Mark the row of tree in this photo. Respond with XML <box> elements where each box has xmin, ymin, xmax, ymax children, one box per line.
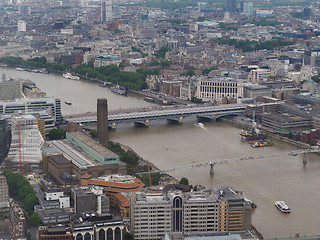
<box><xmin>0</xmin><ymin>56</ymin><xmax>68</xmax><ymax>72</ymax></box>
<box><xmin>214</xmin><ymin>38</ymin><xmax>294</xmax><ymax>52</ymax></box>
<box><xmin>2</xmin><ymin>170</ymin><xmax>42</xmax><ymax>226</ymax></box>
<box><xmin>73</xmin><ymin>63</ymin><xmax>148</xmax><ymax>90</ymax></box>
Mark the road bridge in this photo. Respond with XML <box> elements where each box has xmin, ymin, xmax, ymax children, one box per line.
<box><xmin>65</xmin><ymin>103</ymin><xmax>247</xmax><ymax>128</ymax></box>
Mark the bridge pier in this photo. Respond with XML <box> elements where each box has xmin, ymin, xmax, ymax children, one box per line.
<box><xmin>111</xmin><ymin>122</ymin><xmax>116</xmax><ymax>129</ymax></box>
<box><xmin>179</xmin><ymin>116</ymin><xmax>183</xmax><ymax>123</ymax></box>
<box><xmin>167</xmin><ymin>117</ymin><xmax>183</xmax><ymax>124</ymax></box>
<box><xmin>134</xmin><ymin>119</ymin><xmax>150</xmax><ymax>127</ymax></box>
<box><xmin>210</xmin><ymin>162</ymin><xmax>215</xmax><ymax>175</ymax></box>
<box><xmin>303</xmin><ymin>152</ymin><xmax>308</xmax><ymax>164</ymax></box>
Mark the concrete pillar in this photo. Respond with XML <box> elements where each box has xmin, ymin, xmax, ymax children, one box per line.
<box><xmin>179</xmin><ymin>116</ymin><xmax>183</xmax><ymax>123</ymax></box>
<box><xmin>112</xmin><ymin>122</ymin><xmax>116</xmax><ymax>129</ymax></box>
<box><xmin>145</xmin><ymin>119</ymin><xmax>149</xmax><ymax>126</ymax></box>
<box><xmin>210</xmin><ymin>162</ymin><xmax>215</xmax><ymax>175</ymax></box>
<box><xmin>212</xmin><ymin>115</ymin><xmax>216</xmax><ymax>122</ymax></box>
<box><xmin>303</xmin><ymin>152</ymin><xmax>308</xmax><ymax>164</ymax></box>
<box><xmin>97</xmin><ymin>98</ymin><xmax>108</xmax><ymax>148</ymax></box>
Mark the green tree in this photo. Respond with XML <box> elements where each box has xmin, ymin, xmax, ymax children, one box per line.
<box><xmin>179</xmin><ymin>177</ymin><xmax>189</xmax><ymax>185</ymax></box>
<box><xmin>123</xmin><ymin>232</ymin><xmax>134</xmax><ymax>240</ymax></box>
<box><xmin>48</xmin><ymin>128</ymin><xmax>66</xmax><ymax>140</ymax></box>
<box><xmin>89</xmin><ymin>129</ymin><xmax>98</xmax><ymax>140</ymax></box>
<box><xmin>30</xmin><ymin>211</ymin><xmax>42</xmax><ymax>226</ymax></box>
<box><xmin>155</xmin><ymin>46</ymin><xmax>170</xmax><ymax>59</ymax></box>
<box><xmin>186</xmin><ymin>69</ymin><xmax>195</xmax><ymax>76</ymax></box>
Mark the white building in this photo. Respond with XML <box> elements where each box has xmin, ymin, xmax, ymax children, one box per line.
<box><xmin>195</xmin><ymin>77</ymin><xmax>244</xmax><ymax>103</ymax></box>
<box><xmin>243</xmin><ymin>3</ymin><xmax>253</xmax><ymax>15</ymax></box>
<box><xmin>17</xmin><ymin>20</ymin><xmax>26</xmax><ymax>32</ymax></box>
<box><xmin>247</xmin><ymin>68</ymin><xmax>271</xmax><ymax>83</ymax></box>
<box><xmin>8</xmin><ymin>114</ymin><xmax>44</xmax><ymax>166</ymax></box>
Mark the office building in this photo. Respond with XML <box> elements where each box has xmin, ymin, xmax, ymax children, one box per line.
<box><xmin>130</xmin><ymin>187</ymin><xmax>252</xmax><ymax>240</ymax></box>
<box><xmin>0</xmin><ymin>117</ymin><xmax>11</xmax><ymax>164</ymax></box>
<box><xmin>243</xmin><ymin>2</ymin><xmax>253</xmax><ymax>15</ymax></box>
<box><xmin>303</xmin><ymin>48</ymin><xmax>320</xmax><ymax>67</ymax></box>
<box><xmin>35</xmin><ymin>188</ymin><xmax>70</xmax><ymax>225</ymax></box>
<box><xmin>247</xmin><ymin>68</ymin><xmax>271</xmax><ymax>83</ymax></box>
<box><xmin>0</xmin><ymin>97</ymin><xmax>62</xmax><ymax>123</ymax></box>
<box><xmin>303</xmin><ymin>7</ymin><xmax>312</xmax><ymax>17</ymax></box>
<box><xmin>243</xmin><ymin>85</ymin><xmax>272</xmax><ymax>98</ymax></box>
<box><xmin>226</xmin><ymin>0</ymin><xmax>237</xmax><ymax>12</ymax></box>
<box><xmin>0</xmin><ymin>80</ymin><xmax>22</xmax><ymax>101</ymax></box>
<box><xmin>0</xmin><ymin>175</ymin><xmax>9</xmax><ymax>209</ymax></box>
<box><xmin>7</xmin><ymin>114</ymin><xmax>44</xmax><ymax>168</ymax></box>
<box><xmin>71</xmin><ymin>186</ymin><xmax>110</xmax><ymax>215</ymax></box>
<box><xmin>101</xmin><ymin>0</ymin><xmax>112</xmax><ymax>23</ymax></box>
<box><xmin>195</xmin><ymin>77</ymin><xmax>244</xmax><ymax>103</ymax></box>
<box><xmin>18</xmin><ymin>5</ymin><xmax>31</xmax><ymax>15</ymax></box>
<box><xmin>17</xmin><ymin>20</ymin><xmax>26</xmax><ymax>32</ymax></box>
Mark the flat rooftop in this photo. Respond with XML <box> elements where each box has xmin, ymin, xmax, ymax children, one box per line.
<box><xmin>68</xmin><ymin>132</ymin><xmax>117</xmax><ymax>158</ymax></box>
<box><xmin>50</xmin><ymin>140</ymin><xmax>101</xmax><ymax>168</ymax></box>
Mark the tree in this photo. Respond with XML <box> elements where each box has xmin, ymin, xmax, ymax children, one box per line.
<box><xmin>186</xmin><ymin>69</ymin><xmax>195</xmax><ymax>76</ymax></box>
<box><xmin>89</xmin><ymin>129</ymin><xmax>98</xmax><ymax>140</ymax></box>
<box><xmin>48</xmin><ymin>128</ymin><xmax>66</xmax><ymax>140</ymax></box>
<box><xmin>30</xmin><ymin>212</ymin><xmax>42</xmax><ymax>226</ymax></box>
<box><xmin>179</xmin><ymin>177</ymin><xmax>189</xmax><ymax>185</ymax></box>
<box><xmin>123</xmin><ymin>232</ymin><xmax>134</xmax><ymax>240</ymax></box>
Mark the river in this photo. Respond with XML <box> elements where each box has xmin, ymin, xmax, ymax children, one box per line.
<box><xmin>2</xmin><ymin>67</ymin><xmax>320</xmax><ymax>239</ymax></box>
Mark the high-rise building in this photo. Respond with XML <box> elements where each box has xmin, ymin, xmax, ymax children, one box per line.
<box><xmin>0</xmin><ymin>80</ymin><xmax>22</xmax><ymax>101</ymax></box>
<box><xmin>0</xmin><ymin>118</ymin><xmax>11</xmax><ymax>164</ymax></box>
<box><xmin>0</xmin><ymin>175</ymin><xmax>9</xmax><ymax>209</ymax></box>
<box><xmin>17</xmin><ymin>20</ymin><xmax>26</xmax><ymax>32</ymax></box>
<box><xmin>240</xmin><ymin>0</ymin><xmax>245</xmax><ymax>13</ymax></box>
<box><xmin>101</xmin><ymin>2</ymin><xmax>106</xmax><ymax>23</ymax></box>
<box><xmin>130</xmin><ymin>187</ymin><xmax>252</xmax><ymax>240</ymax></box>
<box><xmin>243</xmin><ymin>2</ymin><xmax>253</xmax><ymax>15</ymax></box>
<box><xmin>303</xmin><ymin>7</ymin><xmax>312</xmax><ymax>17</ymax></box>
<box><xmin>18</xmin><ymin>5</ymin><xmax>31</xmax><ymax>15</ymax></box>
<box><xmin>8</xmin><ymin>114</ymin><xmax>44</xmax><ymax>168</ymax></box>
<box><xmin>106</xmin><ymin>0</ymin><xmax>113</xmax><ymax>21</ymax></box>
<box><xmin>226</xmin><ymin>0</ymin><xmax>237</xmax><ymax>12</ymax></box>
<box><xmin>97</xmin><ymin>98</ymin><xmax>108</xmax><ymax>148</ymax></box>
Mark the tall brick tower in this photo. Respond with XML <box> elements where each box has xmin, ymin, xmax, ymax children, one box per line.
<box><xmin>97</xmin><ymin>98</ymin><xmax>108</xmax><ymax>148</ymax></box>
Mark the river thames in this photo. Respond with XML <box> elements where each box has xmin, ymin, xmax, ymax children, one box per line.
<box><xmin>2</xmin><ymin>67</ymin><xmax>320</xmax><ymax>239</ymax></box>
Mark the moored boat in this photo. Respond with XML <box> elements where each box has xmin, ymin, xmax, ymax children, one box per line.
<box><xmin>275</xmin><ymin>201</ymin><xmax>291</xmax><ymax>213</ymax></box>
<box><xmin>16</xmin><ymin>67</ymin><xmax>26</xmax><ymax>71</ymax></box>
<box><xmin>111</xmin><ymin>84</ymin><xmax>127</xmax><ymax>95</ymax></box>
<box><xmin>63</xmin><ymin>73</ymin><xmax>80</xmax><ymax>80</ymax></box>
<box><xmin>65</xmin><ymin>101</ymin><xmax>72</xmax><ymax>105</ymax></box>
<box><xmin>99</xmin><ymin>82</ymin><xmax>107</xmax><ymax>87</ymax></box>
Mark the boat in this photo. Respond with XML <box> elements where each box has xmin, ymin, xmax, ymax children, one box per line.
<box><xmin>63</xmin><ymin>73</ymin><xmax>80</xmax><ymax>80</ymax></box>
<box><xmin>99</xmin><ymin>82</ymin><xmax>107</xmax><ymax>87</ymax></box>
<box><xmin>65</xmin><ymin>101</ymin><xmax>72</xmax><ymax>105</ymax></box>
<box><xmin>16</xmin><ymin>67</ymin><xmax>26</xmax><ymax>71</ymax></box>
<box><xmin>275</xmin><ymin>201</ymin><xmax>291</xmax><ymax>213</ymax></box>
<box><xmin>40</xmin><ymin>68</ymin><xmax>49</xmax><ymax>74</ymax></box>
<box><xmin>111</xmin><ymin>85</ymin><xmax>127</xmax><ymax>95</ymax></box>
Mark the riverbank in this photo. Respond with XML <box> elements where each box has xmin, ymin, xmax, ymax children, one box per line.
<box><xmin>221</xmin><ymin>116</ymin><xmax>313</xmax><ymax>150</ymax></box>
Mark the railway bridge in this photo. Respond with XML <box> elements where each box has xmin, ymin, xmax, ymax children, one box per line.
<box><xmin>65</xmin><ymin>103</ymin><xmax>247</xmax><ymax>128</ymax></box>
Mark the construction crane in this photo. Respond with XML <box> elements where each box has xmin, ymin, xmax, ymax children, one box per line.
<box><xmin>18</xmin><ymin>121</ymin><xmax>22</xmax><ymax>173</ymax></box>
